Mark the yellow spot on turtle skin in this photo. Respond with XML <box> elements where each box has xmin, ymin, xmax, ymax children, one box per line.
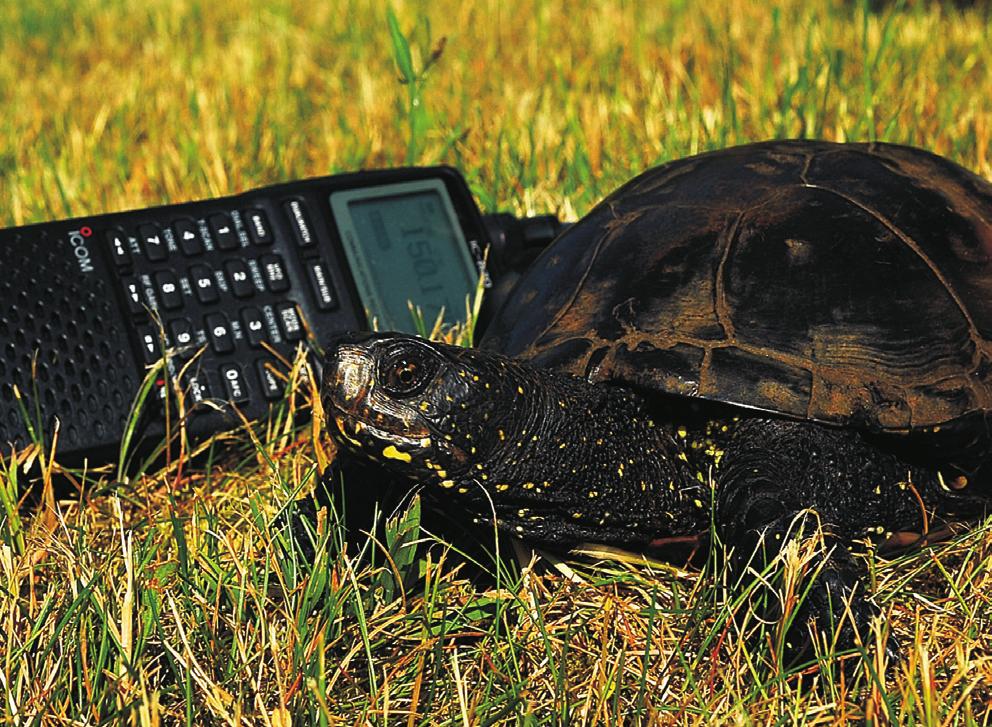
<box><xmin>874</xmin><ymin>485</ymin><xmax>881</xmax><ymax>495</ymax></box>
<box><xmin>470</xmin><ymin>446</ymin><xmax>477</xmax><ymax>454</ymax></box>
<box><xmin>559</xmin><ymin>442</ymin><xmax>567</xmax><ymax>449</ymax></box>
<box><xmin>437</xmin><ymin>469</ymin><xmax>447</xmax><ymax>478</ymax></box>
<box><xmin>420</xmin><ymin>437</ymin><xmax>432</xmax><ymax>448</ymax></box>
<box><xmin>382</xmin><ymin>445</ymin><xmax>411</xmax><ymax>462</ymax></box>
<box><xmin>496</xmin><ymin>483</ymin><xmax>510</xmax><ymax>492</ymax></box>
<box><xmin>572</xmin><ymin>512</ymin><xmax>583</xmax><ymax>519</ymax></box>
<box><xmin>517</xmin><ymin>508</ymin><xmax>529</xmax><ymax>517</ymax></box>
<box><xmin>617</xmin><ymin>464</ymin><xmax>624</xmax><ymax>477</ymax></box>
<box><xmin>419</xmin><ymin>401</ymin><xmax>430</xmax><ymax>411</ymax></box>
<box><xmin>523</xmin><ymin>482</ymin><xmax>536</xmax><ymax>490</ymax></box>
<box><xmin>933</xmin><ymin>426</ymin><xmax>941</xmax><ymax>433</ymax></box>
<box><xmin>517</xmin><ymin>386</ymin><xmax>525</xmax><ymax>395</ymax></box>
<box><xmin>588</xmin><ymin>490</ymin><xmax>599</xmax><ymax>498</ymax></box>
<box><xmin>559</xmin><ymin>400</ymin><xmax>566</xmax><ymax>408</ymax></box>
<box><xmin>595</xmin><ymin>438</ymin><xmax>604</xmax><ymax>446</ymax></box>
<box><xmin>498</xmin><ymin>429</ymin><xmax>505</xmax><ymax>441</ymax></box>
<box><xmin>440</xmin><ymin>479</ymin><xmax>455</xmax><ymax>488</ymax></box>
<box><xmin>640</xmin><ymin>481</ymin><xmax>648</xmax><ymax>491</ymax></box>
<box><xmin>472</xmin><ymin>375</ymin><xmax>479</xmax><ymax>381</ymax></box>
<box><xmin>875</xmin><ymin>526</ymin><xmax>886</xmax><ymax>535</ymax></box>
<box><xmin>693</xmin><ymin>499</ymin><xmax>704</xmax><ymax>508</ymax></box>
<box><xmin>677</xmin><ymin>426</ymin><xmax>687</xmax><ymax>438</ymax></box>
<box><xmin>516</xmin><ymin>525</ymin><xmax>524</xmax><ymax>533</ymax></box>
<box><xmin>458</xmin><ymin>371</ymin><xmax>466</xmax><ymax>377</ymax></box>
<box><xmin>696</xmin><ymin>472</ymin><xmax>705</xmax><ymax>483</ymax></box>
<box><xmin>458</xmin><ymin>487</ymin><xmax>468</xmax><ymax>494</ymax></box>
<box><xmin>475</xmin><ymin>463</ymin><xmax>484</xmax><ymax>470</ymax></box>
<box><xmin>668</xmin><ymin>481</ymin><xmax>675</xmax><ymax>491</ymax></box>
<box><xmin>898</xmin><ymin>482</ymin><xmax>907</xmax><ymax>490</ymax></box>
<box><xmin>721</xmin><ymin>425</ymin><xmax>729</xmax><ymax>432</ymax></box>
<box><xmin>445</xmin><ymin>395</ymin><xmax>454</xmax><ymax>402</ymax></box>
<box><xmin>677</xmin><ymin>452</ymin><xmax>689</xmax><ymax>463</ymax></box>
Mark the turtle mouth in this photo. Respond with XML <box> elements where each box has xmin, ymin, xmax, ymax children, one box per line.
<box><xmin>328</xmin><ymin>405</ymin><xmax>432</xmax><ymax>448</ymax></box>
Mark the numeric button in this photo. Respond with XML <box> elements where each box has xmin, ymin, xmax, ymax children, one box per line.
<box><xmin>209</xmin><ymin>213</ymin><xmax>238</xmax><ymax>250</ymax></box>
<box><xmin>173</xmin><ymin>218</ymin><xmax>204</xmax><ymax>256</ymax></box>
<box><xmin>190</xmin><ymin>265</ymin><xmax>219</xmax><ymax>304</ymax></box>
<box><xmin>168</xmin><ymin>318</ymin><xmax>195</xmax><ymax>356</ymax></box>
<box><xmin>220</xmin><ymin>364</ymin><xmax>249</xmax><ymax>404</ymax></box>
<box><xmin>204</xmin><ymin>313</ymin><xmax>234</xmax><ymax>354</ymax></box>
<box><xmin>138</xmin><ymin>224</ymin><xmax>168</xmax><ymax>262</ymax></box>
<box><xmin>241</xmin><ymin>307</ymin><xmax>267</xmax><ymax>347</ymax></box>
<box><xmin>155</xmin><ymin>271</ymin><xmax>182</xmax><ymax>310</ymax></box>
<box><xmin>224</xmin><ymin>260</ymin><xmax>254</xmax><ymax>298</ymax></box>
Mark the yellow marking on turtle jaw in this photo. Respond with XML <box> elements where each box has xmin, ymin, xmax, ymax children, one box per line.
<box><xmin>335</xmin><ymin>417</ymin><xmax>363</xmax><ymax>447</ymax></box>
<box><xmin>382</xmin><ymin>445</ymin><xmax>411</xmax><ymax>462</ymax></box>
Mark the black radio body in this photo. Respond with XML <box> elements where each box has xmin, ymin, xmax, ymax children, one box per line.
<box><xmin>0</xmin><ymin>167</ymin><xmax>561</xmax><ymax>464</ymax></box>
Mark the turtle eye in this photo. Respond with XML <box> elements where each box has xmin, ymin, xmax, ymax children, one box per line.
<box><xmin>378</xmin><ymin>346</ymin><xmax>439</xmax><ymax>397</ymax></box>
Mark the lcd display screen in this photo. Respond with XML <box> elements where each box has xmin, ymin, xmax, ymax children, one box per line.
<box><xmin>331</xmin><ymin>180</ymin><xmax>479</xmax><ymax>332</ymax></box>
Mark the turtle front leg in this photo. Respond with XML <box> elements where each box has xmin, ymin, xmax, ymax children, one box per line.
<box><xmin>714</xmin><ymin>418</ymin><xmax>947</xmax><ymax>662</ymax></box>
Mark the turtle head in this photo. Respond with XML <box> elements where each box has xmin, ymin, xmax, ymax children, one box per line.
<box><xmin>321</xmin><ymin>333</ymin><xmax>511</xmax><ymax>484</ymax></box>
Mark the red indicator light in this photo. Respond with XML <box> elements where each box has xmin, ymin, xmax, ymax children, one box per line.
<box><xmin>80</xmin><ymin>226</ymin><xmax>93</xmax><ymax>237</ymax></box>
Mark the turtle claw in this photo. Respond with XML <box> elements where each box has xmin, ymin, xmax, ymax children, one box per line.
<box><xmin>777</xmin><ymin>559</ymin><xmax>899</xmax><ymax>668</ymax></box>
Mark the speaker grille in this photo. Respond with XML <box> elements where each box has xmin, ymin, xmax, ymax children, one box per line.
<box><xmin>0</xmin><ymin>228</ymin><xmax>137</xmax><ymax>454</ymax></box>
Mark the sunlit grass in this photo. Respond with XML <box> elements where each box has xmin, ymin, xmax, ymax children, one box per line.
<box><xmin>2</xmin><ymin>0</ymin><xmax>992</xmax><ymax>723</ymax></box>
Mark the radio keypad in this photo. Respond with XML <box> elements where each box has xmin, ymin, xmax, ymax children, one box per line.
<box><xmin>108</xmin><ymin>197</ymin><xmax>337</xmax><ymax>420</ymax></box>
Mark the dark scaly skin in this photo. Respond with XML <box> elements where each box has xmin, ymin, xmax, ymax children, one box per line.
<box><xmin>322</xmin><ymin>334</ymin><xmax>989</xmax><ymax>657</ymax></box>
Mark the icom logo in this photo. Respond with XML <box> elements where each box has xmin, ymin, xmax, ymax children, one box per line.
<box><xmin>68</xmin><ymin>226</ymin><xmax>95</xmax><ymax>273</ymax></box>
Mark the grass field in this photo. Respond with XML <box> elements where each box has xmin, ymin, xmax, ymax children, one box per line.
<box><xmin>2</xmin><ymin>0</ymin><xmax>992</xmax><ymax>723</ymax></box>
